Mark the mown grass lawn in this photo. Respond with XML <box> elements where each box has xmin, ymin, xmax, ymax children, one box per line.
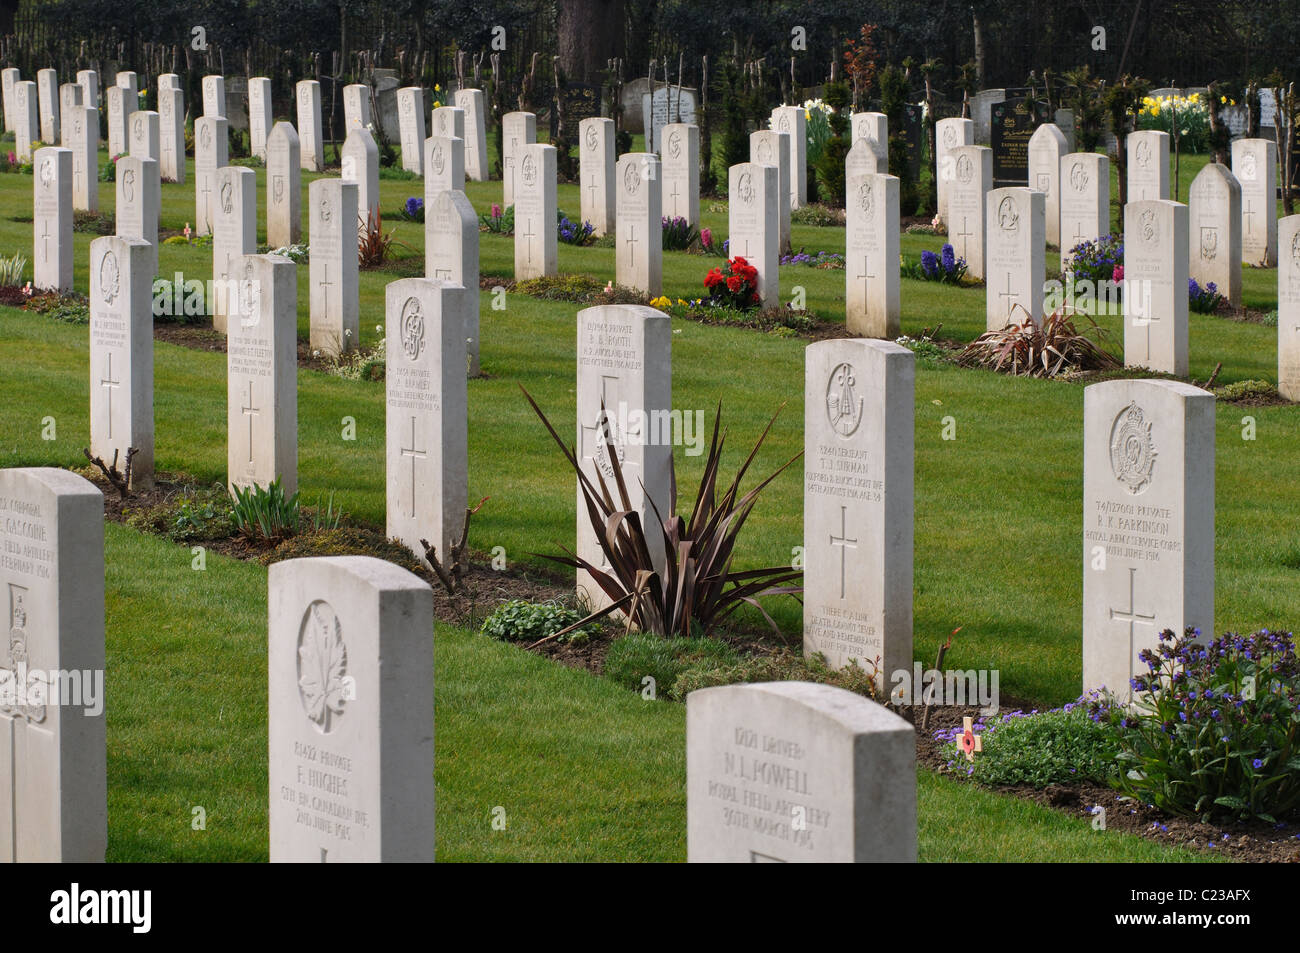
<box><xmin>0</xmin><ymin>132</ymin><xmax>1284</xmax><ymax>860</ymax></box>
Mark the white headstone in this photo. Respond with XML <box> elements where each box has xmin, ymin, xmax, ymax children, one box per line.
<box><xmin>115</xmin><ymin>154</ymin><xmax>160</xmax><ymax>278</ymax></box>
<box><xmin>115</xmin><ymin>71</ymin><xmax>138</xmax><ymax>102</ymax></box>
<box><xmin>203</xmin><ymin>75</ymin><xmax>226</xmax><ymax>117</ymax></box>
<box><xmin>1231</xmin><ymin>138</ymin><xmax>1277</xmax><ymax>267</ymax></box>
<box><xmin>89</xmin><ymin>236</ymin><xmax>154</xmax><ymax>489</ymax></box>
<box><xmin>105</xmin><ymin>85</ymin><xmax>129</xmax><ymax>159</ymax></box>
<box><xmin>268</xmin><ymin>556</ymin><xmax>434</xmax><ymax>862</ymax></box>
<box><xmin>686</xmin><ymin>682</ymin><xmax>916</xmax><ymax>863</ymax></box>
<box><xmin>296</xmin><ymin>80</ymin><xmax>324</xmax><ymax>173</ymax></box>
<box><xmin>804</xmin><ymin>337</ymin><xmax>913</xmax><ymax>687</ymax></box>
<box><xmin>578</xmin><ymin>117</ymin><xmax>615</xmax><ymax>237</ymax></box>
<box><xmin>985</xmin><ymin>187</ymin><xmax>1046</xmax><ymax>328</ymax></box>
<box><xmin>343</xmin><ymin>84</ymin><xmax>372</xmax><ymax>132</ymax></box>
<box><xmin>76</xmin><ymin>69</ymin><xmax>100</xmax><ymax>142</ymax></box>
<box><xmin>770</xmin><ymin>105</ymin><xmax>807</xmax><ymax>208</ymax></box>
<box><xmin>844</xmin><ymin>173</ymin><xmax>901</xmax><ymax>338</ymax></box>
<box><xmin>213</xmin><ymin>166</ymin><xmax>258</xmax><ymax>333</ymax></box>
<box><xmin>1123</xmin><ymin>200</ymin><xmax>1189</xmax><ymax>376</ymax></box>
<box><xmin>158</xmin><ymin>87</ymin><xmax>185</xmax><ymax>183</ymax></box>
<box><xmin>935</xmin><ymin>117</ymin><xmax>973</xmax><ymax>226</ymax></box>
<box><xmin>342</xmin><ymin>127</ymin><xmax>380</xmax><ymax>229</ymax></box>
<box><xmin>309</xmin><ymin>178</ymin><xmax>360</xmax><ymax>356</ymax></box>
<box><xmin>36</xmin><ymin>68</ymin><xmax>59</xmax><ymax>145</ymax></box>
<box><xmin>1280</xmin><ymin>215</ymin><xmax>1300</xmax><ymax>401</ymax></box>
<box><xmin>575</xmin><ymin>305</ymin><xmax>672</xmax><ymax>610</ymax></box>
<box><xmin>229</xmin><ymin>254</ymin><xmax>298</xmax><ymax>494</ymax></box>
<box><xmin>844</xmin><ymin>139</ymin><xmax>880</xmax><ymax>181</ymax></box>
<box><xmin>385</xmin><ymin>278</ymin><xmax>468</xmax><ymax>561</ymax></box>
<box><xmin>1082</xmin><ymin>379</ymin><xmax>1214</xmax><ymax>701</ymax></box>
<box><xmin>397</xmin><ymin>87</ymin><xmax>426</xmax><ymax>175</ymax></box>
<box><xmin>0</xmin><ymin>466</ymin><xmax>106</xmax><ymax>862</ymax></box>
<box><xmin>616</xmin><ymin>153</ymin><xmax>663</xmax><ymax>297</ymax></box>
<box><xmin>157</xmin><ymin>73</ymin><xmax>178</xmax><ymax>93</ymax></box>
<box><xmin>1127</xmin><ymin>130</ymin><xmax>1170</xmax><ymax>202</ymax></box>
<box><xmin>0</xmin><ymin>68</ymin><xmax>18</xmax><ymax>135</ymax></box>
<box><xmin>422</xmin><ymin>134</ymin><xmax>464</xmax><ymax>197</ymax></box>
<box><xmin>1059</xmin><ymin>153</ymin><xmax>1110</xmax><ymax>264</ymax></box>
<box><xmin>971</xmin><ymin>89</ymin><xmax>1006</xmax><ymax>145</ymax></box>
<box><xmin>68</xmin><ymin>105</ymin><xmax>97</xmax><ymax>213</ymax></box>
<box><xmin>58</xmin><ymin>82</ymin><xmax>82</xmax><ymax>148</ymax></box>
<box><xmin>194</xmin><ymin>116</ymin><xmax>229</xmax><ymax>236</ymax></box>
<box><xmin>425</xmin><ymin>190</ymin><xmax>480</xmax><ymax>376</ymax></box>
<box><xmin>728</xmin><ymin>163</ymin><xmax>779</xmax><ymax>309</ymax></box>
<box><xmin>1027</xmin><ymin>123</ymin><xmax>1068</xmax><ymax>246</ymax></box>
<box><xmin>127</xmin><ymin>109</ymin><xmax>159</xmax><ymax>162</ymax></box>
<box><xmin>851</xmin><ymin>111</ymin><xmax>889</xmax><ymax>167</ymax></box>
<box><xmin>32</xmin><ymin>147</ymin><xmax>73</xmax><ymax>292</ymax></box>
<box><xmin>640</xmin><ymin>86</ymin><xmax>697</xmax><ymax>152</ymax></box>
<box><xmin>947</xmin><ymin>146</ymin><xmax>991</xmax><ymax>280</ymax></box>
<box><xmin>14</xmin><ymin>81</ymin><xmax>38</xmax><ymax>163</ymax></box>
<box><xmin>267</xmin><ymin>121</ymin><xmax>302</xmax><ymax>248</ymax></box>
<box><xmin>502</xmin><ymin>111</ymin><xmax>536</xmax><ymax>207</ymax></box>
<box><xmin>430</xmin><ymin>105</ymin><xmax>463</xmax><ymax>141</ymax></box>
<box><xmin>661</xmin><ymin>122</ymin><xmax>700</xmax><ymax>228</ymax></box>
<box><xmin>247</xmin><ymin>77</ymin><xmax>272</xmax><ymax>160</ymax></box>
<box><xmin>1054</xmin><ymin>108</ymin><xmax>1077</xmax><ymax>152</ymax></box>
<box><xmin>750</xmin><ymin>129</ymin><xmax>791</xmax><ymax>253</ymax></box>
<box><xmin>1188</xmin><ymin>162</ymin><xmax>1242</xmax><ymax>308</ymax></box>
<box><xmin>454</xmin><ymin>89</ymin><xmax>488</xmax><ymax>182</ymax></box>
<box><xmin>513</xmin><ymin>143</ymin><xmax>558</xmax><ymax>280</ymax></box>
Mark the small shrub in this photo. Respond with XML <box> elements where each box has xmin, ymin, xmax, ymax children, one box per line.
<box><xmin>790</xmin><ymin>204</ymin><xmax>845</xmax><ymax>227</ymax></box>
<box><xmin>480</xmin><ymin>203</ymin><xmax>513</xmax><ymax>234</ymax></box>
<box><xmin>896</xmin><ymin>333</ymin><xmax>948</xmax><ymax>367</ymax></box>
<box><xmin>481</xmin><ymin>599</ymin><xmax>594</xmax><ymax>646</ymax></box>
<box><xmin>936</xmin><ymin>697</ymin><xmax>1122</xmax><ymax>787</ymax></box>
<box><xmin>261</xmin><ymin>526</ymin><xmax>425</xmax><ymax>574</ymax></box>
<box><xmin>1213</xmin><ymin>379</ymin><xmax>1279</xmax><ymax>403</ymax></box>
<box><xmin>703</xmin><ymin>256</ymin><xmax>760</xmax><ymax>310</ymax></box>
<box><xmin>1099</xmin><ymin>627</ymin><xmax>1300</xmax><ymax>823</ymax></box>
<box><xmin>72</xmin><ymin>210</ymin><xmax>114</xmax><ymax>235</ymax></box>
<box><xmin>24</xmin><ymin>291</ymin><xmax>89</xmax><ymax>324</ymax></box>
<box><xmin>400</xmin><ymin>197</ymin><xmax>424</xmax><ymax>223</ymax></box>
<box><xmin>1065</xmin><ymin>233</ymin><xmax>1123</xmax><ymax>285</ymax></box>
<box><xmin>0</xmin><ymin>252</ymin><xmax>26</xmax><ymax>286</ymax></box>
<box><xmin>1189</xmin><ymin>277</ymin><xmax>1224</xmax><ymax>313</ymax></box>
<box><xmin>99</xmin><ymin>153</ymin><xmax>124</xmax><ymax>182</ymax></box>
<box><xmin>604</xmin><ymin>631</ymin><xmax>739</xmax><ymax>698</ymax></box>
<box><xmin>326</xmin><ymin>343</ymin><xmax>386</xmax><ymax>381</ymax></box>
<box><xmin>780</xmin><ymin>249</ymin><xmax>844</xmax><ymax>268</ymax></box>
<box><xmin>358</xmin><ymin>210</ymin><xmax>411</xmax><ymax>269</ymax></box>
<box><xmin>124</xmin><ymin>484</ymin><xmax>235</xmax><ymax>542</ymax></box>
<box><xmin>268</xmin><ymin>243</ymin><xmax>310</xmax><ymax>264</ymax></box>
<box><xmin>514</xmin><ymin>274</ymin><xmax>607</xmax><ymax>302</ymax></box>
<box><xmin>1262</xmin><ymin>309</ymin><xmax>1279</xmax><ymax>327</ymax></box>
<box><xmin>377</xmin><ymin>165</ymin><xmax>420</xmax><ymax>181</ymax></box>
<box><xmin>957</xmin><ymin>310</ymin><xmax>1121</xmax><ymax>377</ymax></box>
<box><xmin>661</xmin><ymin>216</ymin><xmax>697</xmax><ymax>252</ymax></box>
<box><xmin>903</xmin><ymin>244</ymin><xmax>967</xmax><ymax>284</ymax></box>
<box><xmin>672</xmin><ymin>648</ymin><xmax>879</xmax><ymax>701</ymax></box>
<box><xmin>230</xmin><ymin>479</ymin><xmax>300</xmax><ymax>543</ymax></box>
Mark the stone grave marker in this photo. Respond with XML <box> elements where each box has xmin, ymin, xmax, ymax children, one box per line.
<box><xmin>502</xmin><ymin>111</ymin><xmax>536</xmax><ymax>207</ymax></box>
<box><xmin>267</xmin><ymin>121</ymin><xmax>302</xmax><ymax>248</ymax></box>
<box><xmin>514</xmin><ymin>143</ymin><xmax>557</xmax><ymax>280</ymax></box>
<box><xmin>935</xmin><ymin>117</ymin><xmax>973</xmax><ymax>226</ymax></box>
<box><xmin>248</xmin><ymin>77</ymin><xmax>272</xmax><ymax>160</ymax></box>
<box><xmin>661</xmin><ymin>122</ymin><xmax>700</xmax><ymax>229</ymax></box>
<box><xmin>579</xmin><ymin>117</ymin><xmax>615</xmax><ymax>237</ymax></box>
<box><xmin>454</xmin><ymin>89</ymin><xmax>488</xmax><ymax>182</ymax></box>
<box><xmin>342</xmin><ymin>127</ymin><xmax>380</xmax><ymax>230</ymax></box>
<box><xmin>844</xmin><ymin>172</ymin><xmax>900</xmax><ymax>338</ymax></box>
<box><xmin>947</xmin><ymin>145</ymin><xmax>992</xmax><ymax>280</ymax></box>
<box><xmin>296</xmin><ymin>80</ymin><xmax>324</xmax><ymax>173</ymax></box>
<box><xmin>616</xmin><ymin>153</ymin><xmax>663</xmax><ymax>297</ymax></box>
<box><xmin>1231</xmin><ymin>138</ymin><xmax>1277</xmax><ymax>267</ymax></box>
<box><xmin>212</xmin><ymin>166</ymin><xmax>258</xmax><ymax>333</ymax></box>
<box><xmin>115</xmin><ymin>154</ymin><xmax>161</xmax><ymax>277</ymax></box>
<box><xmin>727</xmin><ymin>162</ymin><xmax>779</xmax><ymax>309</ymax></box>
<box><xmin>32</xmin><ymin>147</ymin><xmax>72</xmax><ymax>292</ymax></box>
<box><xmin>1127</xmin><ymin>130</ymin><xmax>1170</xmax><ymax>202</ymax></box>
<box><xmin>1123</xmin><ymin>199</ymin><xmax>1189</xmax><ymax>376</ymax></box>
<box><xmin>397</xmin><ymin>87</ymin><xmax>426</xmax><ymax>175</ymax></box>
<box><xmin>1027</xmin><ymin>123</ymin><xmax>1068</xmax><ymax>245</ymax></box>
<box><xmin>194</xmin><ymin>116</ymin><xmax>229</xmax><ymax>236</ymax></box>
<box><xmin>309</xmin><ymin>178</ymin><xmax>360</xmax><ymax>356</ymax></box>
<box><xmin>425</xmin><ymin>189</ymin><xmax>481</xmax><ymax>377</ymax></box>
<box><xmin>985</xmin><ymin>187</ymin><xmax>1045</xmax><ymax>328</ymax></box>
<box><xmin>770</xmin><ymin>105</ymin><xmax>807</xmax><ymax>208</ymax></box>
<box><xmin>1188</xmin><ymin>162</ymin><xmax>1242</xmax><ymax>308</ymax></box>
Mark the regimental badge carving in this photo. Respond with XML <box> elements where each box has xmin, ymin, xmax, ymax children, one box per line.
<box><xmin>39</xmin><ymin>156</ymin><xmax>55</xmax><ymax>188</ymax></box>
<box><xmin>272</xmin><ymin>174</ymin><xmax>284</xmax><ymax>204</ymax></box>
<box><xmin>99</xmin><ymin>249</ymin><xmax>120</xmax><ymax>305</ymax></box>
<box><xmin>1069</xmin><ymin>161</ymin><xmax>1088</xmax><ymax>192</ymax></box>
<box><xmin>623</xmin><ymin>159</ymin><xmax>641</xmax><ymax>194</ymax></box>
<box><xmin>858</xmin><ymin>181</ymin><xmax>873</xmax><ymax>216</ymax></box>
<box><xmin>297</xmin><ymin>600</ymin><xmax>348</xmax><ymax>733</ymax></box>
<box><xmin>1136</xmin><ymin>138</ymin><xmax>1151</xmax><ymax>168</ymax></box>
<box><xmin>826</xmin><ymin>362</ymin><xmax>863</xmax><ymax>437</ymax></box>
<box><xmin>522</xmin><ymin>153</ymin><xmax>537</xmax><ymax>186</ymax></box>
<box><xmin>3</xmin><ymin>584</ymin><xmax>45</xmax><ymax>724</ymax></box>
<box><xmin>756</xmin><ymin>138</ymin><xmax>772</xmax><ymax>164</ymax></box>
<box><xmin>778</xmin><ymin>114</ymin><xmax>791</xmax><ymax>133</ymax></box>
<box><xmin>401</xmin><ymin>295</ymin><xmax>426</xmax><ymax>361</ymax></box>
<box><xmin>1241</xmin><ymin>151</ymin><xmax>1257</xmax><ymax>181</ymax></box>
<box><xmin>1140</xmin><ymin>208</ymin><xmax>1157</xmax><ymax>244</ymax></box>
<box><xmin>738</xmin><ymin>171</ymin><xmax>754</xmax><ymax>205</ymax></box>
<box><xmin>1109</xmin><ymin>402</ymin><xmax>1157</xmax><ymax>494</ymax></box>
<box><xmin>240</xmin><ymin>261</ymin><xmax>260</xmax><ymax>327</ymax></box>
<box><xmin>220</xmin><ymin>178</ymin><xmax>233</xmax><ymax>215</ymax></box>
<box><xmin>319</xmin><ymin>196</ymin><xmax>332</xmax><ymax>223</ymax></box>
<box><xmin>942</xmin><ymin>124</ymin><xmax>957</xmax><ymax>148</ymax></box>
<box><xmin>300</xmin><ymin>86</ymin><xmax>310</xmax><ymax>106</ymax></box>
<box><xmin>199</xmin><ymin>123</ymin><xmax>212</xmax><ymax>149</ymax></box>
<box><xmin>1200</xmin><ymin>225</ymin><xmax>1218</xmax><ymax>261</ymax></box>
<box><xmin>584</xmin><ymin>124</ymin><xmax>598</xmax><ymax>151</ymax></box>
<box><xmin>132</xmin><ymin>116</ymin><xmax>142</xmax><ymax>139</ymax></box>
<box><xmin>431</xmin><ymin>144</ymin><xmax>445</xmax><ymax>175</ymax></box>
<box><xmin>997</xmin><ymin>195</ymin><xmax>1019</xmax><ymax>232</ymax></box>
<box><xmin>1291</xmin><ymin>231</ymin><xmax>1300</xmax><ymax>270</ymax></box>
<box><xmin>1036</xmin><ymin>172</ymin><xmax>1051</xmax><ymax>193</ymax></box>
<box><xmin>668</xmin><ymin>130</ymin><xmax>682</xmax><ymax>159</ymax></box>
<box><xmin>122</xmin><ymin>168</ymin><xmax>136</xmax><ymax>203</ymax></box>
<box><xmin>955</xmin><ymin>154</ymin><xmax>973</xmax><ymax>184</ymax></box>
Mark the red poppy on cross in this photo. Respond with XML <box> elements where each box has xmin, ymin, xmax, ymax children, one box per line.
<box><xmin>958</xmin><ymin>716</ymin><xmax>982</xmax><ymax>762</ymax></box>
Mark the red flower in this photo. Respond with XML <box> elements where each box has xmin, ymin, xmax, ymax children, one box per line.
<box><xmin>731</xmin><ymin>256</ymin><xmax>749</xmax><ymax>269</ymax></box>
<box><xmin>726</xmin><ymin>275</ymin><xmax>742</xmax><ymax>292</ymax></box>
<box><xmin>704</xmin><ymin>268</ymin><xmax>723</xmax><ymax>287</ymax></box>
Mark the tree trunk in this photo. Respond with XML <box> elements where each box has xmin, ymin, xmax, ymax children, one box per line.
<box><xmin>972</xmin><ymin>12</ymin><xmax>986</xmax><ymax>89</ymax></box>
<box><xmin>556</xmin><ymin>0</ymin><xmax>625</xmax><ymax>84</ymax></box>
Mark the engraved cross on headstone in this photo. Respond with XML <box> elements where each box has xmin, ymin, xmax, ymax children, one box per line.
<box><xmin>998</xmin><ymin>273</ymin><xmax>1018</xmax><ymax>316</ymax></box>
<box><xmin>39</xmin><ymin>220</ymin><xmax>50</xmax><ymax>263</ymax></box>
<box><xmin>624</xmin><ymin>224</ymin><xmax>638</xmax><ymax>268</ymax></box>
<box><xmin>100</xmin><ymin>352</ymin><xmax>121</xmax><ymax>439</ymax></box>
<box><xmin>855</xmin><ymin>254</ymin><xmax>876</xmax><ymax>284</ymax></box>
<box><xmin>952</xmin><ymin>215</ymin><xmax>974</xmax><ymax>252</ymax></box>
<box><xmin>241</xmin><ymin>379</ymin><xmax>260</xmax><ymax>464</ymax></box>
<box><xmin>829</xmin><ymin>505</ymin><xmax>858</xmax><ymax>600</ymax></box>
<box><xmin>199</xmin><ymin>178</ymin><xmax>212</xmax><ymax>229</ymax></box>
<box><xmin>400</xmin><ymin>415</ymin><xmax>426</xmax><ymax>519</ymax></box>
<box><xmin>1109</xmin><ymin>566</ymin><xmax>1156</xmax><ymax>687</ymax></box>
<box><xmin>521</xmin><ymin>219</ymin><xmax>538</xmax><ymax>264</ymax></box>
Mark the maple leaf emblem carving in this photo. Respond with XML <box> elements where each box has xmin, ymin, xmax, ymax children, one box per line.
<box><xmin>297</xmin><ymin>600</ymin><xmax>349</xmax><ymax>732</ymax></box>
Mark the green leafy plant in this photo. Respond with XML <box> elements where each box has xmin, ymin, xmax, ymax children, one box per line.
<box><xmin>520</xmin><ymin>389</ymin><xmax>803</xmax><ymax>642</ymax></box>
<box><xmin>661</xmin><ymin>216</ymin><xmax>697</xmax><ymax>252</ymax></box>
<box><xmin>358</xmin><ymin>209</ymin><xmax>411</xmax><ymax>268</ymax></box>
<box><xmin>24</xmin><ymin>291</ymin><xmax>89</xmax><ymax>324</ymax></box>
<box><xmin>957</xmin><ymin>310</ymin><xmax>1120</xmax><ymax>377</ymax></box>
<box><xmin>672</xmin><ymin>647</ymin><xmax>879</xmax><ymax>700</ymax></box>
<box><xmin>124</xmin><ymin>483</ymin><xmax>234</xmax><ymax>542</ymax></box>
<box><xmin>936</xmin><ymin>696</ymin><xmax>1122</xmax><ymax>787</ymax></box>
<box><xmin>481</xmin><ymin>600</ymin><xmax>594</xmax><ymax>646</ymax></box>
<box><xmin>230</xmin><ymin>479</ymin><xmax>300</xmax><ymax>543</ymax></box>
<box><xmin>0</xmin><ymin>251</ymin><xmax>27</xmax><ymax>286</ymax></box>
<box><xmin>1099</xmin><ymin>627</ymin><xmax>1300</xmax><ymax>823</ymax></box>
<box><xmin>480</xmin><ymin>203</ymin><xmax>513</xmax><ymax>234</ymax></box>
